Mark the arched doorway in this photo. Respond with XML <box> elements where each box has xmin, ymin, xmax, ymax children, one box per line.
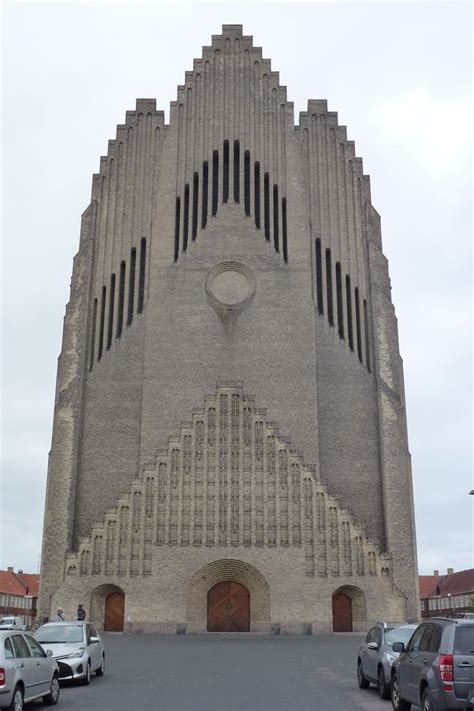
<box><xmin>207</xmin><ymin>580</ymin><xmax>250</xmax><ymax>632</ymax></box>
<box><xmin>104</xmin><ymin>592</ymin><xmax>125</xmax><ymax>631</ymax></box>
<box><xmin>332</xmin><ymin>585</ymin><xmax>367</xmax><ymax>632</ymax></box>
<box><xmin>187</xmin><ymin>559</ymin><xmax>270</xmax><ymax>632</ymax></box>
<box><xmin>90</xmin><ymin>584</ymin><xmax>125</xmax><ymax>632</ymax></box>
<box><xmin>332</xmin><ymin>592</ymin><xmax>352</xmax><ymax>632</ymax></box>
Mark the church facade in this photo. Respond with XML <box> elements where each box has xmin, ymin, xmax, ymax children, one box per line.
<box><xmin>39</xmin><ymin>25</ymin><xmax>419</xmax><ymax>633</ymax></box>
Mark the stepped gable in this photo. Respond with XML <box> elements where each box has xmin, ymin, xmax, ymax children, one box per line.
<box><xmin>65</xmin><ymin>384</ymin><xmax>392</xmax><ymax>581</ymax></box>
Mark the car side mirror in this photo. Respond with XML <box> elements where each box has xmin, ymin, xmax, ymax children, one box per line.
<box><xmin>46</xmin><ymin>649</ymin><xmax>53</xmax><ymax>657</ymax></box>
<box><xmin>90</xmin><ymin>636</ymin><xmax>100</xmax><ymax>644</ymax></box>
<box><xmin>366</xmin><ymin>642</ymin><xmax>378</xmax><ymax>651</ymax></box>
<box><xmin>392</xmin><ymin>642</ymin><xmax>405</xmax><ymax>653</ymax></box>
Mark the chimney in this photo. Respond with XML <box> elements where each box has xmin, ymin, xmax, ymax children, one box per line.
<box><xmin>433</xmin><ymin>570</ymin><xmax>439</xmax><ymax>576</ymax></box>
<box><xmin>7</xmin><ymin>566</ymin><xmax>14</xmax><ymax>573</ymax></box>
<box><xmin>447</xmin><ymin>568</ymin><xmax>454</xmax><ymax>575</ymax></box>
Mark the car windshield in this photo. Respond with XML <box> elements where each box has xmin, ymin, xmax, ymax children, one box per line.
<box><xmin>35</xmin><ymin>625</ymin><xmax>84</xmax><ymax>644</ymax></box>
<box><xmin>385</xmin><ymin>626</ymin><xmax>416</xmax><ymax>645</ymax></box>
<box><xmin>454</xmin><ymin>626</ymin><xmax>474</xmax><ymax>655</ymax></box>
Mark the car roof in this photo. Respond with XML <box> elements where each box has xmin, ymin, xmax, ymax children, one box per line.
<box><xmin>425</xmin><ymin>617</ymin><xmax>474</xmax><ymax>625</ymax></box>
<box><xmin>41</xmin><ymin>621</ymin><xmax>85</xmax><ymax>625</ymax></box>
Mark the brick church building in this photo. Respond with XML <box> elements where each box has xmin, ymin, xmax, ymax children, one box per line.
<box><xmin>39</xmin><ymin>25</ymin><xmax>419</xmax><ymax>633</ymax></box>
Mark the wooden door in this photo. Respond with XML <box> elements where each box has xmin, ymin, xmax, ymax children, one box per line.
<box><xmin>207</xmin><ymin>581</ymin><xmax>250</xmax><ymax>632</ymax></box>
<box><xmin>104</xmin><ymin>592</ymin><xmax>125</xmax><ymax>631</ymax></box>
<box><xmin>332</xmin><ymin>592</ymin><xmax>353</xmax><ymax>632</ymax></box>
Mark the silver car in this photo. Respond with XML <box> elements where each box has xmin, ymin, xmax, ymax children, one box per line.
<box><xmin>358</xmin><ymin>622</ymin><xmax>418</xmax><ymax>699</ymax></box>
<box><xmin>34</xmin><ymin>621</ymin><xmax>105</xmax><ymax>685</ymax></box>
<box><xmin>0</xmin><ymin>629</ymin><xmax>60</xmax><ymax>710</ymax></box>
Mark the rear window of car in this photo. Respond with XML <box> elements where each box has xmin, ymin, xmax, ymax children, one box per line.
<box><xmin>4</xmin><ymin>637</ymin><xmax>14</xmax><ymax>659</ymax></box>
<box><xmin>454</xmin><ymin>626</ymin><xmax>474</xmax><ymax>655</ymax></box>
<box><xmin>11</xmin><ymin>634</ymin><xmax>31</xmax><ymax>658</ymax></box>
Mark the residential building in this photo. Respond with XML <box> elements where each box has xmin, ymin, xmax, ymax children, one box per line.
<box><xmin>420</xmin><ymin>568</ymin><xmax>474</xmax><ymax>618</ymax></box>
<box><xmin>0</xmin><ymin>567</ymin><xmax>40</xmax><ymax>627</ymax></box>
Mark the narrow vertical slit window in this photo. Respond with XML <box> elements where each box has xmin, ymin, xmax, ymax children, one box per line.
<box><xmin>363</xmin><ymin>299</ymin><xmax>371</xmax><ymax>372</ymax></box>
<box><xmin>202</xmin><ymin>161</ymin><xmax>209</xmax><ymax>228</ymax></box>
<box><xmin>138</xmin><ymin>238</ymin><xmax>146</xmax><ymax>313</ymax></box>
<box><xmin>346</xmin><ymin>275</ymin><xmax>354</xmax><ymax>351</ymax></box>
<box><xmin>117</xmin><ymin>261</ymin><xmax>126</xmax><ymax>337</ymax></box>
<box><xmin>273</xmin><ymin>185</ymin><xmax>279</xmax><ymax>252</ymax></box>
<box><xmin>98</xmin><ymin>286</ymin><xmax>106</xmax><ymax>360</ymax></box>
<box><xmin>233</xmin><ymin>140</ymin><xmax>240</xmax><ymax>203</ymax></box>
<box><xmin>223</xmin><ymin>141</ymin><xmax>229</xmax><ymax>203</ymax></box>
<box><xmin>212</xmin><ymin>150</ymin><xmax>219</xmax><ymax>215</ymax></box>
<box><xmin>254</xmin><ymin>162</ymin><xmax>261</xmax><ymax>228</ymax></box>
<box><xmin>282</xmin><ymin>198</ymin><xmax>288</xmax><ymax>263</ymax></box>
<box><xmin>264</xmin><ymin>172</ymin><xmax>270</xmax><ymax>241</ymax></box>
<box><xmin>315</xmin><ymin>239</ymin><xmax>323</xmax><ymax>315</ymax></box>
<box><xmin>355</xmin><ymin>287</ymin><xmax>363</xmax><ymax>362</ymax></box>
<box><xmin>325</xmin><ymin>249</ymin><xmax>334</xmax><ymax>326</ymax></box>
<box><xmin>174</xmin><ymin>197</ymin><xmax>180</xmax><ymax>262</ymax></box>
<box><xmin>244</xmin><ymin>151</ymin><xmax>250</xmax><ymax>216</ymax></box>
<box><xmin>127</xmin><ymin>247</ymin><xmax>136</xmax><ymax>325</ymax></box>
<box><xmin>336</xmin><ymin>262</ymin><xmax>344</xmax><ymax>339</ymax></box>
<box><xmin>192</xmin><ymin>173</ymin><xmax>199</xmax><ymax>240</ymax></box>
<box><xmin>183</xmin><ymin>184</ymin><xmax>190</xmax><ymax>252</ymax></box>
<box><xmin>107</xmin><ymin>274</ymin><xmax>115</xmax><ymax>349</ymax></box>
<box><xmin>89</xmin><ymin>298</ymin><xmax>98</xmax><ymax>370</ymax></box>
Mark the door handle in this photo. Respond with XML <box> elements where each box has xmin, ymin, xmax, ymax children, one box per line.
<box><xmin>36</xmin><ymin>662</ymin><xmax>41</xmax><ymax>666</ymax></box>
<box><xmin>423</xmin><ymin>659</ymin><xmax>428</xmax><ymax>664</ymax></box>
<box><xmin>458</xmin><ymin>662</ymin><xmax>473</xmax><ymax>667</ymax></box>
<box><xmin>20</xmin><ymin>663</ymin><xmax>25</xmax><ymax>668</ymax></box>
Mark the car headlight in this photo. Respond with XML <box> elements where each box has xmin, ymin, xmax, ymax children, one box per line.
<box><xmin>386</xmin><ymin>652</ymin><xmax>397</xmax><ymax>664</ymax></box>
<box><xmin>66</xmin><ymin>648</ymin><xmax>85</xmax><ymax>659</ymax></box>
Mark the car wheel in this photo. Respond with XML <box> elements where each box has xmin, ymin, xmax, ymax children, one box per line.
<box><xmin>421</xmin><ymin>687</ymin><xmax>434</xmax><ymax>711</ymax></box>
<box><xmin>96</xmin><ymin>654</ymin><xmax>105</xmax><ymax>676</ymax></box>
<box><xmin>43</xmin><ymin>674</ymin><xmax>60</xmax><ymax>705</ymax></box>
<box><xmin>81</xmin><ymin>660</ymin><xmax>91</xmax><ymax>686</ymax></box>
<box><xmin>8</xmin><ymin>685</ymin><xmax>24</xmax><ymax>711</ymax></box>
<box><xmin>391</xmin><ymin>675</ymin><xmax>411</xmax><ymax>711</ymax></box>
<box><xmin>357</xmin><ymin>660</ymin><xmax>370</xmax><ymax>689</ymax></box>
<box><xmin>378</xmin><ymin>666</ymin><xmax>390</xmax><ymax>700</ymax></box>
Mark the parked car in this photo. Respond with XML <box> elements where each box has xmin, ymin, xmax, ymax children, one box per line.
<box><xmin>357</xmin><ymin>622</ymin><xmax>418</xmax><ymax>699</ymax></box>
<box><xmin>390</xmin><ymin>617</ymin><xmax>474</xmax><ymax>711</ymax></box>
<box><xmin>0</xmin><ymin>629</ymin><xmax>60</xmax><ymax>710</ymax></box>
<box><xmin>0</xmin><ymin>618</ymin><xmax>26</xmax><ymax>631</ymax></box>
<box><xmin>34</xmin><ymin>621</ymin><xmax>105</xmax><ymax>685</ymax></box>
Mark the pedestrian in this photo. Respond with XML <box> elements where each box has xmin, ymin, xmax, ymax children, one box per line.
<box><xmin>54</xmin><ymin>607</ymin><xmax>65</xmax><ymax>622</ymax></box>
<box><xmin>77</xmin><ymin>604</ymin><xmax>86</xmax><ymax>621</ymax></box>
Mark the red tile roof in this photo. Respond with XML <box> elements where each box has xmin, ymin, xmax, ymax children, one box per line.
<box><xmin>419</xmin><ymin>569</ymin><xmax>474</xmax><ymax>599</ymax></box>
<box><xmin>437</xmin><ymin>569</ymin><xmax>474</xmax><ymax>597</ymax></box>
<box><xmin>16</xmin><ymin>573</ymin><xmax>40</xmax><ymax>597</ymax></box>
<box><xmin>419</xmin><ymin>574</ymin><xmax>441</xmax><ymax>599</ymax></box>
<box><xmin>0</xmin><ymin>570</ymin><xmax>27</xmax><ymax>596</ymax></box>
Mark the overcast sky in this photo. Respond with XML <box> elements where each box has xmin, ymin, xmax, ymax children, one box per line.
<box><xmin>1</xmin><ymin>1</ymin><xmax>472</xmax><ymax>578</ymax></box>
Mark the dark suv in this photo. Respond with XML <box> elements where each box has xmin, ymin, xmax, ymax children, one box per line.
<box><xmin>390</xmin><ymin>618</ymin><xmax>474</xmax><ymax>711</ymax></box>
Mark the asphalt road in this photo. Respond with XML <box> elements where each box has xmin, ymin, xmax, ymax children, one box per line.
<box><xmin>28</xmin><ymin>632</ymin><xmax>418</xmax><ymax>711</ymax></box>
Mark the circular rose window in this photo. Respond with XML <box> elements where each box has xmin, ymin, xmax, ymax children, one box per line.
<box><xmin>205</xmin><ymin>262</ymin><xmax>256</xmax><ymax>313</ymax></box>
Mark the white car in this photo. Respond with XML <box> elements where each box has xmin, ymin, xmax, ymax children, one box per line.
<box><xmin>0</xmin><ymin>629</ymin><xmax>60</xmax><ymax>710</ymax></box>
<box><xmin>34</xmin><ymin>621</ymin><xmax>105</xmax><ymax>685</ymax></box>
<box><xmin>0</xmin><ymin>618</ymin><xmax>26</xmax><ymax>631</ymax></box>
